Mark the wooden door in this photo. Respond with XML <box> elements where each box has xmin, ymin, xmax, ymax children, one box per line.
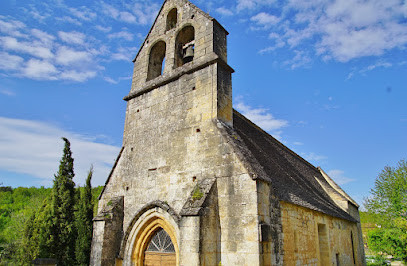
<box><xmin>143</xmin><ymin>228</ymin><xmax>176</xmax><ymax>266</ymax></box>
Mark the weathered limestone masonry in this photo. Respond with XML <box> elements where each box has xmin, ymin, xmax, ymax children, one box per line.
<box><xmin>90</xmin><ymin>0</ymin><xmax>366</xmax><ymax>265</ymax></box>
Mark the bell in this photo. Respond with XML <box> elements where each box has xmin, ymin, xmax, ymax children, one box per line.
<box><xmin>183</xmin><ymin>45</ymin><xmax>194</xmax><ymax>63</ymax></box>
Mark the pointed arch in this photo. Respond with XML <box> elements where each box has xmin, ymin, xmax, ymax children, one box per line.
<box><xmin>121</xmin><ymin>203</ymin><xmax>180</xmax><ymax>265</ymax></box>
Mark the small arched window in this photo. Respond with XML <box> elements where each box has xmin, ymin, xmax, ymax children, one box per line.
<box><xmin>147</xmin><ymin>41</ymin><xmax>166</xmax><ymax>81</ymax></box>
<box><xmin>175</xmin><ymin>25</ymin><xmax>195</xmax><ymax>68</ymax></box>
<box><xmin>166</xmin><ymin>8</ymin><xmax>177</xmax><ymax>31</ymax></box>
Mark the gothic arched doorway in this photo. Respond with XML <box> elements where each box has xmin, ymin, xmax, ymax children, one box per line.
<box><xmin>130</xmin><ymin>214</ymin><xmax>179</xmax><ymax>266</ymax></box>
<box><xmin>144</xmin><ymin>228</ymin><xmax>176</xmax><ymax>265</ymax></box>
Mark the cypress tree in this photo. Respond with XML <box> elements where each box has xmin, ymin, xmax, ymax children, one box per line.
<box><xmin>75</xmin><ymin>166</ymin><xmax>94</xmax><ymax>265</ymax></box>
<box><xmin>50</xmin><ymin>137</ymin><xmax>77</xmax><ymax>265</ymax></box>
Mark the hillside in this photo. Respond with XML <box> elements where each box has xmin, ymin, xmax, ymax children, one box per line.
<box><xmin>0</xmin><ymin>186</ymin><xmax>103</xmax><ymax>264</ymax></box>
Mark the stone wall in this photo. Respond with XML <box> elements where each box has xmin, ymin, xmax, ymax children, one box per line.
<box><xmin>280</xmin><ymin>201</ymin><xmax>363</xmax><ymax>266</ymax></box>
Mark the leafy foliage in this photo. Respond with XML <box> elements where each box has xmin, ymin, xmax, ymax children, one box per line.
<box><xmin>365</xmin><ymin>160</ymin><xmax>407</xmax><ymax>223</ymax></box>
<box><xmin>75</xmin><ymin>167</ymin><xmax>94</xmax><ymax>265</ymax></box>
<box><xmin>0</xmin><ymin>187</ymin><xmax>51</xmax><ymax>264</ymax></box>
<box><xmin>0</xmin><ymin>137</ymin><xmax>104</xmax><ymax>265</ymax></box>
<box><xmin>366</xmin><ymin>254</ymin><xmax>390</xmax><ymax>266</ymax></box>
<box><xmin>364</xmin><ymin>159</ymin><xmax>407</xmax><ymax>262</ymax></box>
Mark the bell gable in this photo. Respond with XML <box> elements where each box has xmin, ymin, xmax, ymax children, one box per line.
<box><xmin>129</xmin><ymin>0</ymin><xmax>229</xmax><ymax>95</ymax></box>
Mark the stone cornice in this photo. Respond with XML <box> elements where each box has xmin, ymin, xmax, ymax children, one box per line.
<box><xmin>123</xmin><ymin>53</ymin><xmax>234</xmax><ymax>101</ymax></box>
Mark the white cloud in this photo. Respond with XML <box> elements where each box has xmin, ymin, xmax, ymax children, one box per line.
<box><xmin>95</xmin><ymin>25</ymin><xmax>112</xmax><ymax>33</ymax></box>
<box><xmin>104</xmin><ymin>77</ymin><xmax>118</xmax><ymax>84</ymax></box>
<box><xmin>360</xmin><ymin>61</ymin><xmax>392</xmax><ymax>73</ymax></box>
<box><xmin>327</xmin><ymin>169</ymin><xmax>355</xmax><ymax>185</ymax></box>
<box><xmin>55</xmin><ymin>16</ymin><xmax>82</xmax><ymax>26</ymax></box>
<box><xmin>0</xmin><ymin>36</ymin><xmax>53</xmax><ymax>59</ymax></box>
<box><xmin>0</xmin><ymin>52</ymin><xmax>24</xmax><ymax>71</ymax></box>
<box><xmin>0</xmin><ymin>14</ymin><xmax>102</xmax><ymax>83</ymax></box>
<box><xmin>58</xmin><ymin>31</ymin><xmax>86</xmax><ymax>45</ymax></box>
<box><xmin>104</xmin><ymin>75</ymin><xmax>132</xmax><ymax>84</ymax></box>
<box><xmin>22</xmin><ymin>59</ymin><xmax>58</xmax><ymax>80</ymax></box>
<box><xmin>119</xmin><ymin>12</ymin><xmax>137</xmax><ymax>23</ymax></box>
<box><xmin>302</xmin><ymin>152</ymin><xmax>327</xmax><ymax>162</ymax></box>
<box><xmin>31</xmin><ymin>29</ymin><xmax>55</xmax><ymax>46</ymax></box>
<box><xmin>101</xmin><ymin>3</ymin><xmax>136</xmax><ymax>23</ymax></box>
<box><xmin>111</xmin><ymin>46</ymin><xmax>138</xmax><ymax>61</ymax></box>
<box><xmin>101</xmin><ymin>2</ymin><xmax>159</xmax><ymax>25</ymax></box>
<box><xmin>28</xmin><ymin>7</ymin><xmax>50</xmax><ymax>23</ymax></box>
<box><xmin>0</xmin><ymin>89</ymin><xmax>16</xmax><ymax>96</ymax></box>
<box><xmin>101</xmin><ymin>3</ymin><xmax>120</xmax><ymax>19</ymax></box>
<box><xmin>108</xmin><ymin>31</ymin><xmax>134</xmax><ymax>41</ymax></box>
<box><xmin>0</xmin><ymin>116</ymin><xmax>120</xmax><ymax>186</ymax></box>
<box><xmin>256</xmin><ymin>0</ymin><xmax>407</xmax><ymax>64</ymax></box>
<box><xmin>216</xmin><ymin>7</ymin><xmax>234</xmax><ymax>16</ymax></box>
<box><xmin>237</xmin><ymin>0</ymin><xmax>275</xmax><ymax>12</ymax></box>
<box><xmin>130</xmin><ymin>3</ymin><xmax>160</xmax><ymax>25</ymax></box>
<box><xmin>60</xmin><ymin>70</ymin><xmax>97</xmax><ymax>82</ymax></box>
<box><xmin>68</xmin><ymin>6</ymin><xmax>97</xmax><ymax>21</ymax></box>
<box><xmin>251</xmin><ymin>12</ymin><xmax>280</xmax><ymax>27</ymax></box>
<box><xmin>283</xmin><ymin>50</ymin><xmax>311</xmax><ymax>69</ymax></box>
<box><xmin>235</xmin><ymin>100</ymin><xmax>288</xmax><ymax>139</ymax></box>
<box><xmin>259</xmin><ymin>33</ymin><xmax>285</xmax><ymax>53</ymax></box>
<box><xmin>55</xmin><ymin>46</ymin><xmax>92</xmax><ymax>66</ymax></box>
<box><xmin>259</xmin><ymin>46</ymin><xmax>277</xmax><ymax>54</ymax></box>
<box><xmin>0</xmin><ymin>16</ymin><xmax>26</xmax><ymax>38</ymax></box>
<box><xmin>347</xmin><ymin>60</ymin><xmax>393</xmax><ymax>79</ymax></box>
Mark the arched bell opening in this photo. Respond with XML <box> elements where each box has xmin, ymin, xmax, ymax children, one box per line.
<box><xmin>175</xmin><ymin>25</ymin><xmax>195</xmax><ymax>68</ymax></box>
<box><xmin>166</xmin><ymin>8</ymin><xmax>177</xmax><ymax>31</ymax></box>
<box><xmin>147</xmin><ymin>40</ymin><xmax>166</xmax><ymax>81</ymax></box>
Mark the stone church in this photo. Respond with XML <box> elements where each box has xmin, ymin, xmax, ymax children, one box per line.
<box><xmin>90</xmin><ymin>0</ymin><xmax>365</xmax><ymax>265</ymax></box>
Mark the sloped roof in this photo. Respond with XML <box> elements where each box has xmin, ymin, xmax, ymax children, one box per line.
<box><xmin>233</xmin><ymin>110</ymin><xmax>356</xmax><ymax>222</ymax></box>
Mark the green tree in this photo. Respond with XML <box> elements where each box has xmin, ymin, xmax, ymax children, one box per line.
<box><xmin>0</xmin><ymin>186</ymin><xmax>51</xmax><ymax>264</ymax></box>
<box><xmin>50</xmin><ymin>137</ymin><xmax>77</xmax><ymax>265</ymax></box>
<box><xmin>75</xmin><ymin>166</ymin><xmax>94</xmax><ymax>265</ymax></box>
<box><xmin>22</xmin><ymin>198</ymin><xmax>54</xmax><ymax>263</ymax></box>
<box><xmin>364</xmin><ymin>159</ymin><xmax>407</xmax><ymax>262</ymax></box>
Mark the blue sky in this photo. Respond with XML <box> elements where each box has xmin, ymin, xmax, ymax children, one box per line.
<box><xmin>0</xmin><ymin>0</ymin><xmax>406</xmax><ymax>207</ymax></box>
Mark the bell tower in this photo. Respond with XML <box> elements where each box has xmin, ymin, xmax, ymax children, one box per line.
<box><xmin>92</xmin><ymin>1</ymin><xmax>236</xmax><ymax>265</ymax></box>
<box><xmin>123</xmin><ymin>0</ymin><xmax>234</xmax><ymax>148</ymax></box>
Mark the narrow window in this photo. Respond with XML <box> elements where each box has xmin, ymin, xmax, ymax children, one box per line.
<box><xmin>294</xmin><ymin>231</ymin><xmax>298</xmax><ymax>253</ymax></box>
<box><xmin>175</xmin><ymin>25</ymin><xmax>195</xmax><ymax>67</ymax></box>
<box><xmin>317</xmin><ymin>224</ymin><xmax>329</xmax><ymax>265</ymax></box>
<box><xmin>351</xmin><ymin>232</ymin><xmax>356</xmax><ymax>265</ymax></box>
<box><xmin>166</xmin><ymin>8</ymin><xmax>177</xmax><ymax>31</ymax></box>
<box><xmin>336</xmin><ymin>253</ymin><xmax>340</xmax><ymax>266</ymax></box>
<box><xmin>147</xmin><ymin>41</ymin><xmax>166</xmax><ymax>81</ymax></box>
